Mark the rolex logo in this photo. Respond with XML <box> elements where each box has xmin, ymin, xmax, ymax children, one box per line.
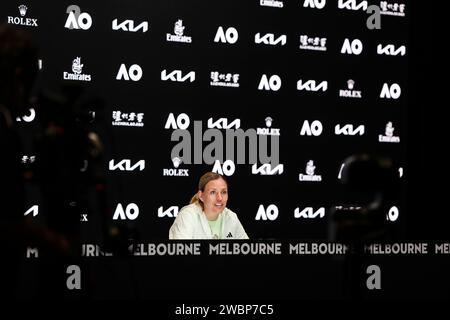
<box><xmin>347</xmin><ymin>79</ymin><xmax>355</xmax><ymax>90</ymax></box>
<box><xmin>7</xmin><ymin>4</ymin><xmax>38</xmax><ymax>27</ymax></box>
<box><xmin>172</xmin><ymin>157</ymin><xmax>182</xmax><ymax>168</ymax></box>
<box><xmin>18</xmin><ymin>5</ymin><xmax>27</xmax><ymax>16</ymax></box>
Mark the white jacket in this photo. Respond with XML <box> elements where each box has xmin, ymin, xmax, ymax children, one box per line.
<box><xmin>169</xmin><ymin>203</ymin><xmax>249</xmax><ymax>239</ymax></box>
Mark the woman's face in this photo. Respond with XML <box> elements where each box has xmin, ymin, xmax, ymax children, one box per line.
<box><xmin>199</xmin><ymin>178</ymin><xmax>228</xmax><ymax>216</ymax></box>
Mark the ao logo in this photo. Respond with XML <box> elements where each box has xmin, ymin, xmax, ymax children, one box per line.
<box><xmin>380</xmin><ymin>83</ymin><xmax>401</xmax><ymax>99</ymax></box>
<box><xmin>16</xmin><ymin>108</ymin><xmax>35</xmax><ymax>122</ymax></box>
<box><xmin>113</xmin><ymin>203</ymin><xmax>139</xmax><ymax>220</ymax></box>
<box><xmin>212</xmin><ymin>160</ymin><xmax>235</xmax><ymax>176</ymax></box>
<box><xmin>24</xmin><ymin>205</ymin><xmax>39</xmax><ymax>217</ymax></box>
<box><xmin>258</xmin><ymin>74</ymin><xmax>281</xmax><ymax>91</ymax></box>
<box><xmin>294</xmin><ymin>207</ymin><xmax>325</xmax><ymax>218</ymax></box>
<box><xmin>338</xmin><ymin>0</ymin><xmax>368</xmax><ymax>11</ymax></box>
<box><xmin>165</xmin><ymin>113</ymin><xmax>190</xmax><ymax>129</ymax></box>
<box><xmin>214</xmin><ymin>26</ymin><xmax>238</xmax><ymax>44</ymax></box>
<box><xmin>65</xmin><ymin>5</ymin><xmax>92</xmax><ymax>30</ymax></box>
<box><xmin>341</xmin><ymin>38</ymin><xmax>363</xmax><ymax>55</ymax></box>
<box><xmin>116</xmin><ymin>64</ymin><xmax>142</xmax><ymax>81</ymax></box>
<box><xmin>303</xmin><ymin>0</ymin><xmax>326</xmax><ymax>9</ymax></box>
<box><xmin>387</xmin><ymin>206</ymin><xmax>399</xmax><ymax>222</ymax></box>
<box><xmin>158</xmin><ymin>206</ymin><xmax>179</xmax><ymax>218</ymax></box>
<box><xmin>255</xmin><ymin>204</ymin><xmax>279</xmax><ymax>221</ymax></box>
<box><xmin>377</xmin><ymin>44</ymin><xmax>406</xmax><ymax>56</ymax></box>
<box><xmin>207</xmin><ymin>118</ymin><xmax>240</xmax><ymax>129</ymax></box>
<box><xmin>300</xmin><ymin>120</ymin><xmax>323</xmax><ymax>136</ymax></box>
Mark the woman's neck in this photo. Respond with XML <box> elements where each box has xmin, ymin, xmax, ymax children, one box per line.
<box><xmin>204</xmin><ymin>210</ymin><xmax>220</xmax><ymax>221</ymax></box>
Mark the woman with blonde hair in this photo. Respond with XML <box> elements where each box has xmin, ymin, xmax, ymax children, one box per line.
<box><xmin>169</xmin><ymin>172</ymin><xmax>248</xmax><ymax>239</ymax></box>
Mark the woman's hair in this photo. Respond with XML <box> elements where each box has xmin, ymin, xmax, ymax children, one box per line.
<box><xmin>190</xmin><ymin>172</ymin><xmax>228</xmax><ymax>209</ymax></box>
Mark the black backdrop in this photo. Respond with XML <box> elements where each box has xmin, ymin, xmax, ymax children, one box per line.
<box><xmin>3</xmin><ymin>0</ymin><xmax>445</xmax><ymax>301</ymax></box>
<box><xmin>5</xmin><ymin>0</ymin><xmax>408</xmax><ymax>239</ymax></box>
